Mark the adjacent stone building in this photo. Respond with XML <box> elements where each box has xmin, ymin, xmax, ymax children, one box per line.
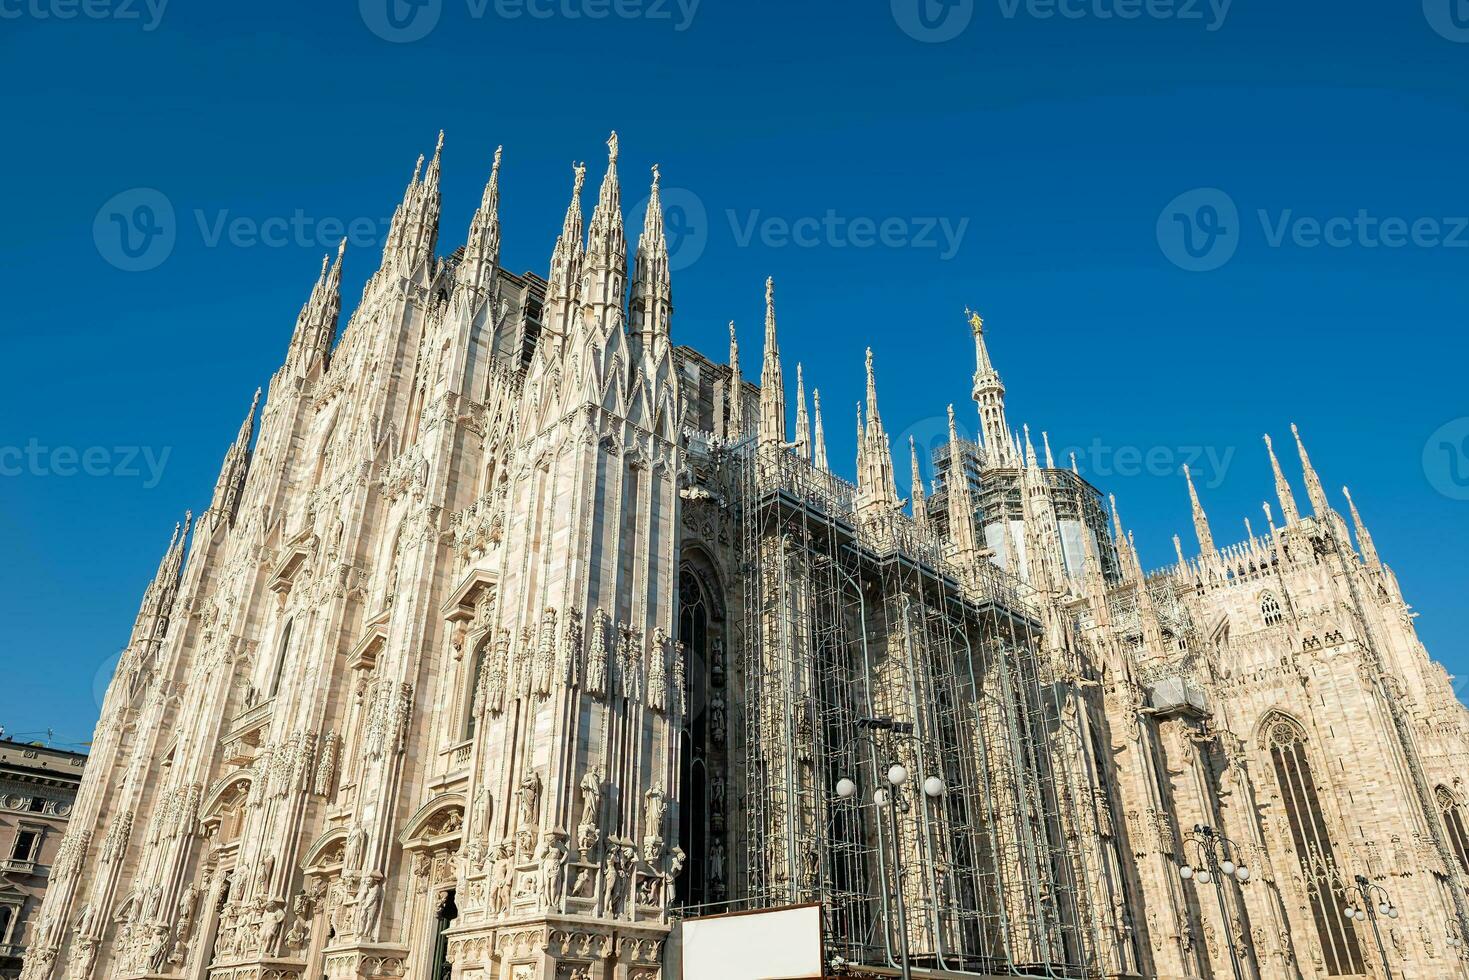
<box><xmin>0</xmin><ymin>740</ymin><xmax>85</xmax><ymax>977</ymax></box>
<box><xmin>21</xmin><ymin>130</ymin><xmax>1469</xmax><ymax>980</ymax></box>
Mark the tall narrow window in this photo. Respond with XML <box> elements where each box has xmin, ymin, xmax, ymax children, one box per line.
<box><xmin>0</xmin><ymin>905</ymin><xmax>15</xmax><ymax>945</ymax></box>
<box><xmin>677</xmin><ymin>564</ymin><xmax>713</xmax><ymax>908</ymax></box>
<box><xmin>268</xmin><ymin>619</ymin><xmax>292</xmax><ymax>698</ymax></box>
<box><xmin>1264</xmin><ymin>714</ymin><xmax>1363</xmax><ymax>975</ymax></box>
<box><xmin>1261</xmin><ymin>592</ymin><xmax>1283</xmax><ymax>626</ymax></box>
<box><xmin>429</xmin><ymin>889</ymin><xmax>458</xmax><ymax>980</ymax></box>
<box><xmin>10</xmin><ymin>830</ymin><xmax>38</xmax><ymax>862</ymax></box>
<box><xmin>463</xmin><ymin>638</ymin><xmax>488</xmax><ymax>741</ymax></box>
<box><xmin>1437</xmin><ymin>787</ymin><xmax>1469</xmax><ymax>875</ymax></box>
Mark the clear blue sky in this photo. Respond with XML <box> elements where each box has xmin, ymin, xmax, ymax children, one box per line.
<box><xmin>2</xmin><ymin>0</ymin><xmax>1467</xmax><ymax>747</ymax></box>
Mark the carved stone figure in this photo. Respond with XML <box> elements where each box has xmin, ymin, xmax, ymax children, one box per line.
<box><xmin>517</xmin><ymin>769</ymin><xmax>542</xmax><ymax>829</ymax></box>
<box><xmin>541</xmin><ymin>840</ymin><xmax>568</xmax><ymax>909</ymax></box>
<box><xmin>258</xmin><ymin>899</ymin><xmax>286</xmax><ymax>951</ymax></box>
<box><xmin>354</xmin><ymin>873</ymin><xmax>383</xmax><ymax>936</ymax></box>
<box><xmin>586</xmin><ymin>610</ymin><xmax>609</xmax><ymax>696</ymax></box>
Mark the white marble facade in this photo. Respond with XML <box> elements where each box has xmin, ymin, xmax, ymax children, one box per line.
<box><xmin>21</xmin><ymin>131</ymin><xmax>1469</xmax><ymax>980</ymax></box>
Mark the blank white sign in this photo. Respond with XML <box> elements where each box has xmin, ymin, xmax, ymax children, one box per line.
<box><xmin>680</xmin><ymin>904</ymin><xmax>824</xmax><ymax>980</ymax></box>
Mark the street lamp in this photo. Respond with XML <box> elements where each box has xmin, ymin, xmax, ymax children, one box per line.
<box><xmin>833</xmin><ymin>716</ymin><xmax>947</xmax><ymax>980</ymax></box>
<box><xmin>1340</xmin><ymin>873</ymin><xmax>1400</xmax><ymax>980</ymax></box>
<box><xmin>1177</xmin><ymin>824</ymin><xmax>1251</xmax><ymax>980</ymax></box>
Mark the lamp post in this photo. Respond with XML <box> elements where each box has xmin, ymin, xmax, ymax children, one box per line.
<box><xmin>834</xmin><ymin>716</ymin><xmax>946</xmax><ymax>980</ymax></box>
<box><xmin>1339</xmin><ymin>873</ymin><xmax>1399</xmax><ymax>979</ymax></box>
<box><xmin>1177</xmin><ymin>824</ymin><xmax>1251</xmax><ymax>980</ymax></box>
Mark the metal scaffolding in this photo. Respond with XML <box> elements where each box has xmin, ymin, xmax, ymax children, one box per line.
<box><xmin>720</xmin><ymin>439</ymin><xmax>1101</xmax><ymax>977</ymax></box>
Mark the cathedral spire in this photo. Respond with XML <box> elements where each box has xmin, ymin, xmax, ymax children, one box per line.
<box><xmin>459</xmin><ymin>145</ymin><xmax>503</xmax><ymax>294</ymax></box>
<box><xmin>946</xmin><ymin>404</ymin><xmax>980</xmax><ymax>558</ymax></box>
<box><xmin>812</xmin><ymin>388</ymin><xmax>828</xmax><ymax>471</ymax></box>
<box><xmin>1183</xmin><ymin>463</ymin><xmax>1215</xmax><ymax>555</ymax></box>
<box><xmin>581</xmin><ymin>131</ymin><xmax>627</xmax><ymax>327</ymax></box>
<box><xmin>289</xmin><ymin>239</ymin><xmax>344</xmax><ymax>374</ymax></box>
<box><xmin>1042</xmin><ymin>431</ymin><xmax>1055</xmax><ymax>469</ymax></box>
<box><xmin>758</xmin><ymin>277</ymin><xmax>786</xmax><ymax>447</ymax></box>
<box><xmin>631</xmin><ymin>163</ymin><xmax>672</xmax><ymax>359</ymax></box>
<box><xmin>1264</xmin><ymin>434</ymin><xmax>1301</xmax><ymax>526</ymax></box>
<box><xmin>792</xmin><ymin>363</ymin><xmax>811</xmax><ymax>460</ymax></box>
<box><xmin>541</xmin><ymin>161</ymin><xmax>588</xmax><ymax>361</ymax></box>
<box><xmin>857</xmin><ymin>349</ymin><xmax>899</xmax><ymax>515</ymax></box>
<box><xmin>910</xmin><ymin>435</ymin><xmax>928</xmax><ymax>529</ymax></box>
<box><xmin>210</xmin><ymin>388</ymin><xmax>260</xmax><ymax>526</ymax></box>
<box><xmin>1342</xmin><ymin>486</ymin><xmax>1381</xmax><ymax>569</ymax></box>
<box><xmin>1110</xmin><ymin>493</ymin><xmax>1140</xmax><ymax>579</ymax></box>
<box><xmin>1291</xmin><ymin>423</ymin><xmax>1332</xmax><ymax>517</ymax></box>
<box><xmin>968</xmin><ymin>308</ymin><xmax>1009</xmax><ymax>466</ymax></box>
<box><xmin>727</xmin><ymin>321</ymin><xmax>744</xmax><ymax>437</ymax></box>
<box><xmin>381</xmin><ymin>132</ymin><xmax>443</xmax><ymax>277</ymax></box>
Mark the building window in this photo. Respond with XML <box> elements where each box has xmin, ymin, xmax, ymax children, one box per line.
<box><xmin>1261</xmin><ymin>592</ymin><xmax>1283</xmax><ymax>626</ymax></box>
<box><xmin>268</xmin><ymin>619</ymin><xmax>293</xmax><ymax>698</ymax></box>
<box><xmin>1437</xmin><ymin>787</ymin><xmax>1469</xmax><ymax>876</ymax></box>
<box><xmin>10</xmin><ymin>829</ymin><xmax>38</xmax><ymax>862</ymax></box>
<box><xmin>429</xmin><ymin>889</ymin><xmax>458</xmax><ymax>980</ymax></box>
<box><xmin>0</xmin><ymin>903</ymin><xmax>15</xmax><ymax>944</ymax></box>
<box><xmin>463</xmin><ymin>637</ymin><xmax>489</xmax><ymax>741</ymax></box>
<box><xmin>1264</xmin><ymin>714</ymin><xmax>1364</xmax><ymax>975</ymax></box>
<box><xmin>27</xmin><ymin>797</ymin><xmax>44</xmax><ymax>813</ymax></box>
<box><xmin>677</xmin><ymin>564</ymin><xmax>717</xmax><ymax>908</ymax></box>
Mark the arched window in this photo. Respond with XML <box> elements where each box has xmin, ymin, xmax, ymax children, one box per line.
<box><xmin>268</xmin><ymin>619</ymin><xmax>293</xmax><ymax>698</ymax></box>
<box><xmin>463</xmin><ymin>637</ymin><xmax>489</xmax><ymax>741</ymax></box>
<box><xmin>1261</xmin><ymin>592</ymin><xmax>1283</xmax><ymax>627</ymax></box>
<box><xmin>1263</xmin><ymin>714</ymin><xmax>1364</xmax><ymax>975</ymax></box>
<box><xmin>677</xmin><ymin>563</ymin><xmax>716</xmax><ymax>908</ymax></box>
<box><xmin>429</xmin><ymin>889</ymin><xmax>458</xmax><ymax>980</ymax></box>
<box><xmin>1437</xmin><ymin>787</ymin><xmax>1469</xmax><ymax>875</ymax></box>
